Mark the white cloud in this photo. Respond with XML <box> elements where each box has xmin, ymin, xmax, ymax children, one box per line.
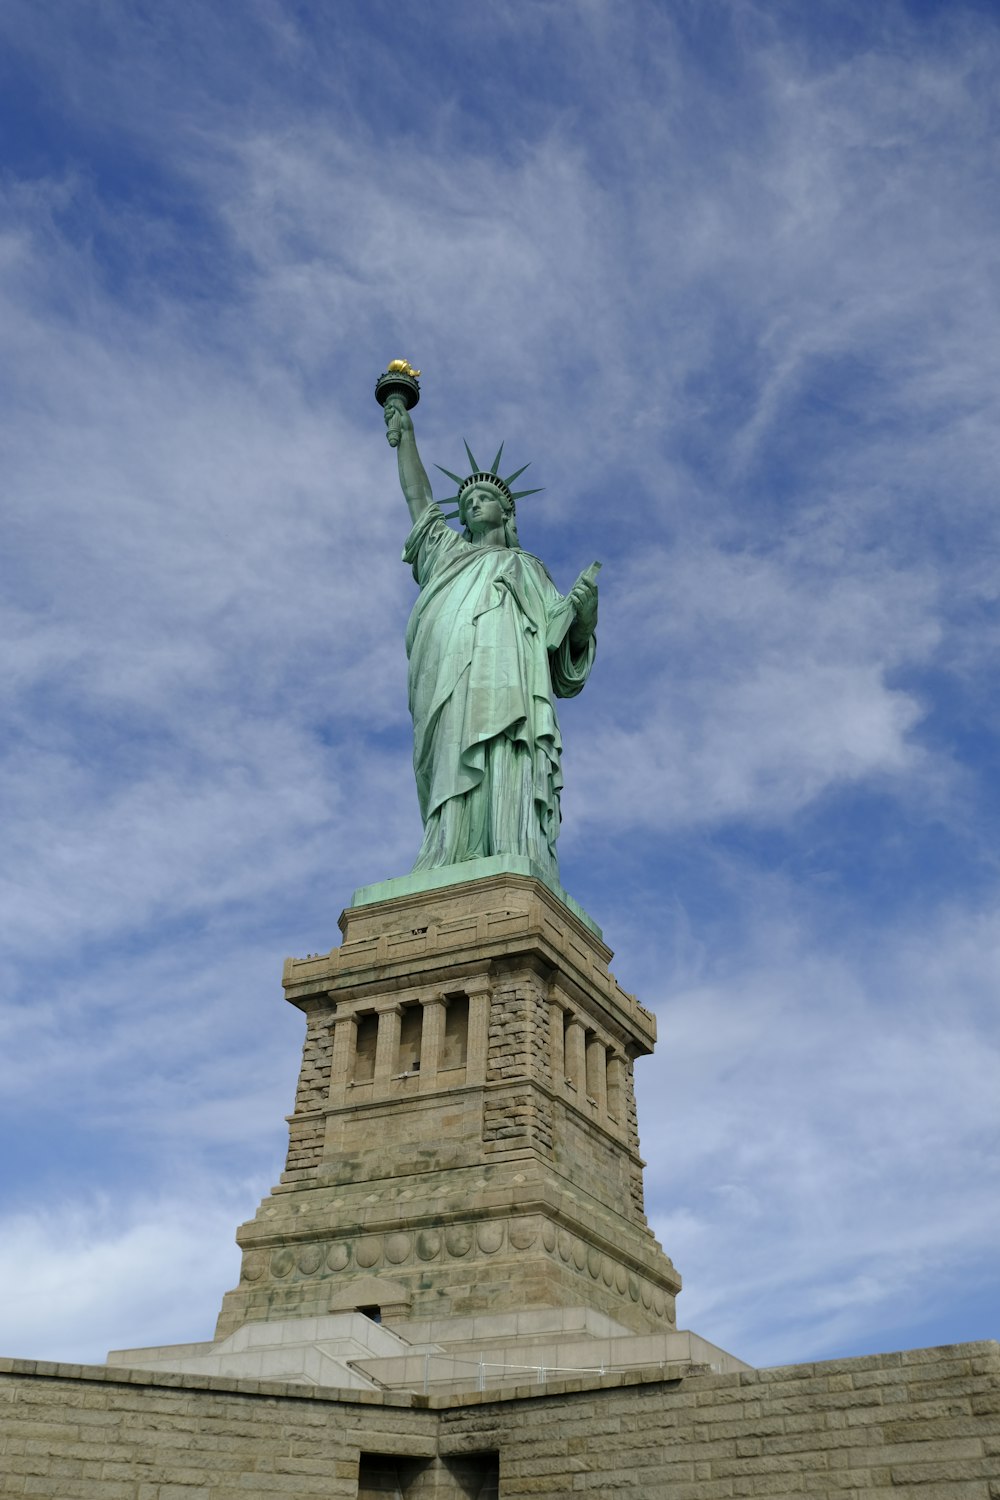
<box><xmin>567</xmin><ymin>538</ymin><xmax>939</xmax><ymax>831</ymax></box>
<box><xmin>2</xmin><ymin>0</ymin><xmax>1000</xmax><ymax>1374</ymax></box>
<box><xmin>0</xmin><ymin>1191</ymin><xmax>252</xmax><ymax>1365</ymax></box>
<box><xmin>642</xmin><ymin>897</ymin><xmax>1000</xmax><ymax>1365</ymax></box>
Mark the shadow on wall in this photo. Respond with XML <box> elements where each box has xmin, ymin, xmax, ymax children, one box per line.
<box><xmin>358</xmin><ymin>1451</ymin><xmax>499</xmax><ymax>1499</ymax></box>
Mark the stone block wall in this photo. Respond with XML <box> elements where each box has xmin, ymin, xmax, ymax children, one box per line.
<box><xmin>444</xmin><ymin>1340</ymin><xmax>1000</xmax><ymax>1498</ymax></box>
<box><xmin>0</xmin><ymin>1360</ymin><xmax>434</xmax><ymax>1499</ymax></box>
<box><xmin>3</xmin><ymin>1340</ymin><xmax>999</xmax><ymax>1498</ymax></box>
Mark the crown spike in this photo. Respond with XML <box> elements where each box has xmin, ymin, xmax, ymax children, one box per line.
<box><xmin>436</xmin><ymin>441</ymin><xmax>543</xmax><ymax>518</ymax></box>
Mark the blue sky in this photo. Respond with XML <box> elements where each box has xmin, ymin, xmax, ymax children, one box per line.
<box><xmin>2</xmin><ymin>0</ymin><xmax>1000</xmax><ymax>1370</ymax></box>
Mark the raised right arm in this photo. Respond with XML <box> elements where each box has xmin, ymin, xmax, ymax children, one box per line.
<box><xmin>384</xmin><ymin>397</ymin><xmax>433</xmax><ymax>525</ymax></box>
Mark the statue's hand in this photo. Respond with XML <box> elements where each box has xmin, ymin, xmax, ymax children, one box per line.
<box><xmin>568</xmin><ymin>562</ymin><xmax>600</xmax><ymax>644</ymax></box>
<box><xmin>384</xmin><ymin>398</ymin><xmax>413</xmax><ymax>449</ymax></box>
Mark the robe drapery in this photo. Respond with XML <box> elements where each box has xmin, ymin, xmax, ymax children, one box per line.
<box><xmin>403</xmin><ymin>504</ymin><xmax>595</xmax><ymax>880</ymax></box>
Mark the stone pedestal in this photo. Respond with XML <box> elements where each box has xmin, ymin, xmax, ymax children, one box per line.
<box><xmin>215</xmin><ymin>871</ymin><xmax>681</xmax><ymax>1340</ymax></box>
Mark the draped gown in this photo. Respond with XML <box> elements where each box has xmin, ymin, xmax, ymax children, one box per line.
<box><xmin>403</xmin><ymin>505</ymin><xmax>596</xmax><ymax>881</ymax></box>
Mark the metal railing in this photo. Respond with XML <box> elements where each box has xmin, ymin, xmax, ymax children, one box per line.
<box><xmin>402</xmin><ymin>1351</ymin><xmax>701</xmax><ymax>1394</ymax></box>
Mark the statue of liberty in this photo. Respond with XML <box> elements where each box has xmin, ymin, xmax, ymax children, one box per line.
<box><xmin>377</xmin><ymin>363</ymin><xmax>600</xmax><ymax>884</ymax></box>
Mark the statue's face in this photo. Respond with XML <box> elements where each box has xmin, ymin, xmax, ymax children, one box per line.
<box><xmin>463</xmin><ymin>484</ymin><xmax>506</xmax><ymax>535</ymax></box>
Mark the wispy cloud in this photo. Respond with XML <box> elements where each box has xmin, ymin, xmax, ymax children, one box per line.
<box><xmin>0</xmin><ymin>1190</ymin><xmax>253</xmax><ymax>1363</ymax></box>
<box><xmin>645</xmin><ymin>896</ymin><xmax>1000</xmax><ymax>1365</ymax></box>
<box><xmin>2</xmin><ymin>0</ymin><xmax>1000</xmax><ymax>1368</ymax></box>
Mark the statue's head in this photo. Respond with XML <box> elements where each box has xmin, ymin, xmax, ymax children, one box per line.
<box><xmin>458</xmin><ymin>475</ymin><xmax>519</xmax><ymax>546</ymax></box>
<box><xmin>435</xmin><ymin>442</ymin><xmax>543</xmax><ymax>549</ymax></box>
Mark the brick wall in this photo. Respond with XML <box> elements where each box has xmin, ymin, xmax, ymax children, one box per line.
<box><xmin>0</xmin><ymin>1361</ymin><xmax>435</xmax><ymax>1499</ymax></box>
<box><xmin>447</xmin><ymin>1341</ymin><xmax>1000</xmax><ymax>1498</ymax></box>
<box><xmin>3</xmin><ymin>1341</ymin><xmax>998</xmax><ymax>1498</ymax></box>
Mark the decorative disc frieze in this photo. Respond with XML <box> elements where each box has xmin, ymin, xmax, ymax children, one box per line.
<box><xmin>444</xmin><ymin>1224</ymin><xmax>473</xmax><ymax>1257</ymax></box>
<box><xmin>269</xmin><ymin>1248</ymin><xmax>295</xmax><ymax>1279</ymax></box>
<box><xmin>240</xmin><ymin>1251</ymin><xmax>266</xmax><ymax>1283</ymax></box>
<box><xmin>326</xmin><ymin>1242</ymin><xmax>350</xmax><ymax>1271</ymax></box>
<box><xmin>384</xmin><ymin>1233</ymin><xmax>412</xmax><ymax>1264</ymax></box>
<box><xmin>416</xmin><ymin>1228</ymin><xmax>441</xmax><ymax>1260</ymax></box>
<box><xmin>356</xmin><ymin>1236</ymin><xmax>381</xmax><ymax>1268</ymax></box>
<box><xmin>297</xmin><ymin>1244</ymin><xmax>322</xmax><ymax>1275</ymax></box>
<box><xmin>509</xmin><ymin>1219</ymin><xmax>537</xmax><ymax>1250</ymax></box>
<box><xmin>476</xmin><ymin>1222</ymin><xmax>504</xmax><ymax>1254</ymax></box>
<box><xmin>239</xmin><ymin>1209</ymin><xmax>677</xmax><ymax>1328</ymax></box>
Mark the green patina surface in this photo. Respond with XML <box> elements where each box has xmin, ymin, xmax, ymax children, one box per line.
<box><xmin>350</xmin><ymin>854</ymin><xmax>602</xmax><ymax>938</ymax></box>
<box><xmin>377</xmin><ymin>369</ymin><xmax>600</xmax><ymax>887</ymax></box>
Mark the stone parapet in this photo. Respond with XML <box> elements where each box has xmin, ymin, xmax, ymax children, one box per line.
<box><xmin>4</xmin><ymin>1341</ymin><xmax>999</xmax><ymax>1498</ymax></box>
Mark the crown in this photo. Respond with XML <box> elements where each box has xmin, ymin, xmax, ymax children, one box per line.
<box><xmin>435</xmin><ymin>440</ymin><xmax>544</xmax><ymax>520</ymax></box>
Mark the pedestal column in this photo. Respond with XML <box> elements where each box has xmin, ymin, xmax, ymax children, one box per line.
<box><xmin>373</xmin><ymin>1003</ymin><xmax>403</xmax><ymax>1096</ymax></box>
<box><xmin>607</xmin><ymin>1051</ymin><xmax>626</xmax><ymax>1127</ymax></box>
<box><xmin>419</xmin><ymin>995</ymin><xmax>447</xmax><ymax>1092</ymax></box>
<box><xmin>466</xmin><ymin>977</ymin><xmax>491</xmax><ymax>1084</ymax></box>
<box><xmin>564</xmin><ymin>1016</ymin><xmax>587</xmax><ymax>1097</ymax></box>
<box><xmin>587</xmin><ymin>1034</ymin><xmax>608</xmax><ymax>1116</ymax></box>
<box><xmin>328</xmin><ymin>1013</ymin><xmax>358</xmax><ymax>1105</ymax></box>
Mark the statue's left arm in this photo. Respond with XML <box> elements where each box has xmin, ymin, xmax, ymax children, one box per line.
<box><xmin>548</xmin><ymin>563</ymin><xmax>599</xmax><ymax>700</ymax></box>
<box><xmin>567</xmin><ymin>563</ymin><xmax>599</xmax><ymax>650</ymax></box>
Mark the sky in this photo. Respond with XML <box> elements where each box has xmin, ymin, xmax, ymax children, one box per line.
<box><xmin>2</xmin><ymin>0</ymin><xmax>999</xmax><ymax>1373</ymax></box>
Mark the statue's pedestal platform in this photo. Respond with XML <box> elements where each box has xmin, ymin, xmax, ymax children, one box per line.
<box><xmin>107</xmin><ymin>1308</ymin><xmax>750</xmax><ymax>1393</ymax></box>
<box><xmin>214</xmin><ymin>870</ymin><xmax>682</xmax><ymax>1343</ymax></box>
<box><xmin>107</xmin><ymin>868</ymin><xmax>750</xmax><ymax>1391</ymax></box>
<box><xmin>351</xmin><ymin>854</ymin><xmax>602</xmax><ymax>937</ymax></box>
